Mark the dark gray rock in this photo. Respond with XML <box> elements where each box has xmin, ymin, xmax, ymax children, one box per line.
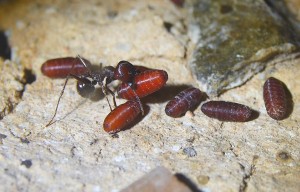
<box><xmin>187</xmin><ymin>0</ymin><xmax>300</xmax><ymax>96</ymax></box>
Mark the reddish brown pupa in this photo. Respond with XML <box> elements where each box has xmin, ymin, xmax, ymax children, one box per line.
<box><xmin>133</xmin><ymin>65</ymin><xmax>151</xmax><ymax>74</ymax></box>
<box><xmin>263</xmin><ymin>77</ymin><xmax>288</xmax><ymax>120</ymax></box>
<box><xmin>165</xmin><ymin>87</ymin><xmax>205</xmax><ymax>117</ymax></box>
<box><xmin>114</xmin><ymin>61</ymin><xmax>151</xmax><ymax>85</ymax></box>
<box><xmin>41</xmin><ymin>57</ymin><xmax>89</xmax><ymax>78</ymax></box>
<box><xmin>103</xmin><ymin>100</ymin><xmax>142</xmax><ymax>133</ymax></box>
<box><xmin>117</xmin><ymin>70</ymin><xmax>168</xmax><ymax>100</ymax></box>
<box><xmin>114</xmin><ymin>60</ymin><xmax>136</xmax><ymax>83</ymax></box>
<box><xmin>201</xmin><ymin>101</ymin><xmax>253</xmax><ymax>122</ymax></box>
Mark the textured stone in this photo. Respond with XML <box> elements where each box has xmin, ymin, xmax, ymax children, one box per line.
<box><xmin>187</xmin><ymin>0</ymin><xmax>300</xmax><ymax>95</ymax></box>
<box><xmin>285</xmin><ymin>0</ymin><xmax>300</xmax><ymax>21</ymax></box>
<box><xmin>0</xmin><ymin>59</ymin><xmax>25</xmax><ymax>119</ymax></box>
<box><xmin>267</xmin><ymin>0</ymin><xmax>300</xmax><ymax>33</ymax></box>
<box><xmin>121</xmin><ymin>166</ymin><xmax>192</xmax><ymax>192</ymax></box>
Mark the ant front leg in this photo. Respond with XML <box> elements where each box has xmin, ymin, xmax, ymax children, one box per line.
<box><xmin>100</xmin><ymin>77</ymin><xmax>117</xmax><ymax>111</ymax></box>
<box><xmin>128</xmin><ymin>86</ymin><xmax>145</xmax><ymax>115</ymax></box>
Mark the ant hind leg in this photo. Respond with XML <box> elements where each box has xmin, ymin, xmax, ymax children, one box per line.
<box><xmin>45</xmin><ymin>75</ymin><xmax>71</xmax><ymax>127</ymax></box>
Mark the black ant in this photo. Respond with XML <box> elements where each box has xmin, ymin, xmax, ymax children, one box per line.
<box><xmin>41</xmin><ymin>55</ymin><xmax>116</xmax><ymax>126</ymax></box>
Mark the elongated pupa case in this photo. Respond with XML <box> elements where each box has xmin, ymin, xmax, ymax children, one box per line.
<box><xmin>165</xmin><ymin>87</ymin><xmax>204</xmax><ymax>117</ymax></box>
<box><xmin>103</xmin><ymin>100</ymin><xmax>141</xmax><ymax>133</ymax></box>
<box><xmin>117</xmin><ymin>70</ymin><xmax>168</xmax><ymax>100</ymax></box>
<box><xmin>114</xmin><ymin>61</ymin><xmax>151</xmax><ymax>83</ymax></box>
<box><xmin>114</xmin><ymin>61</ymin><xmax>136</xmax><ymax>83</ymax></box>
<box><xmin>201</xmin><ymin>101</ymin><xmax>253</xmax><ymax>122</ymax></box>
<box><xmin>263</xmin><ymin>77</ymin><xmax>288</xmax><ymax>120</ymax></box>
<box><xmin>41</xmin><ymin>57</ymin><xmax>89</xmax><ymax>78</ymax></box>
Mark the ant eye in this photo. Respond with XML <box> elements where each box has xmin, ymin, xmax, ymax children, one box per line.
<box><xmin>77</xmin><ymin>81</ymin><xmax>95</xmax><ymax>98</ymax></box>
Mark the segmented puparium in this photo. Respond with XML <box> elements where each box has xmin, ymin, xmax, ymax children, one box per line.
<box><xmin>263</xmin><ymin>77</ymin><xmax>287</xmax><ymax>120</ymax></box>
<box><xmin>165</xmin><ymin>87</ymin><xmax>204</xmax><ymax>117</ymax></box>
<box><xmin>201</xmin><ymin>101</ymin><xmax>252</xmax><ymax>122</ymax></box>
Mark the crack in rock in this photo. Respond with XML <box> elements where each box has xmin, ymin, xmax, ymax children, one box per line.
<box><xmin>239</xmin><ymin>157</ymin><xmax>257</xmax><ymax>192</ymax></box>
<box><xmin>0</xmin><ymin>60</ymin><xmax>36</xmax><ymax>120</ymax></box>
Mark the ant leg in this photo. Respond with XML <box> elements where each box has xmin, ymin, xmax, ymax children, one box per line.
<box><xmin>69</xmin><ymin>74</ymin><xmax>90</xmax><ymax>83</ymax></box>
<box><xmin>101</xmin><ymin>86</ymin><xmax>113</xmax><ymax>111</ymax></box>
<box><xmin>77</xmin><ymin>55</ymin><xmax>92</xmax><ymax>74</ymax></box>
<box><xmin>45</xmin><ymin>74</ymin><xmax>91</xmax><ymax>127</ymax></box>
<box><xmin>100</xmin><ymin>77</ymin><xmax>118</xmax><ymax>111</ymax></box>
<box><xmin>100</xmin><ymin>77</ymin><xmax>113</xmax><ymax>111</ymax></box>
<box><xmin>46</xmin><ymin>75</ymin><xmax>71</xmax><ymax>127</ymax></box>
<box><xmin>129</xmin><ymin>86</ymin><xmax>144</xmax><ymax>115</ymax></box>
<box><xmin>46</xmin><ymin>56</ymin><xmax>92</xmax><ymax>127</ymax></box>
<box><xmin>105</xmin><ymin>84</ymin><xmax>117</xmax><ymax>108</ymax></box>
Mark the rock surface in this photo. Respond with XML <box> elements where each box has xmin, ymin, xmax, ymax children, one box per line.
<box><xmin>0</xmin><ymin>0</ymin><xmax>299</xmax><ymax>191</ymax></box>
<box><xmin>0</xmin><ymin>59</ymin><xmax>25</xmax><ymax>120</ymax></box>
<box><xmin>187</xmin><ymin>0</ymin><xmax>299</xmax><ymax>96</ymax></box>
<box><xmin>121</xmin><ymin>166</ymin><xmax>193</xmax><ymax>192</ymax></box>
